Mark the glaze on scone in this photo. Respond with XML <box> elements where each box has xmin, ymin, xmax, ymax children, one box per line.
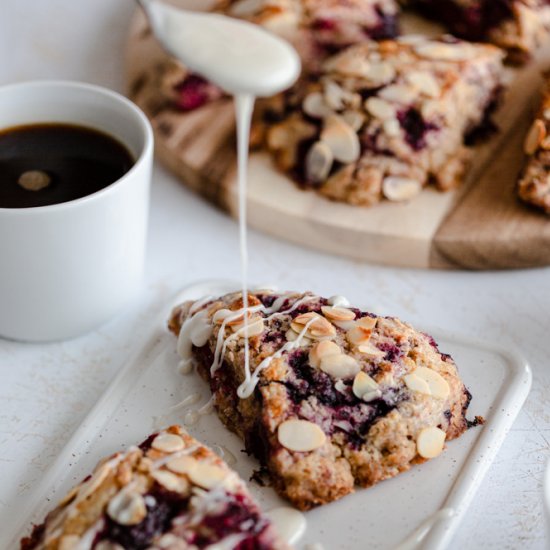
<box><xmin>518</xmin><ymin>74</ymin><xmax>550</xmax><ymax>214</ymax></box>
<box><xmin>257</xmin><ymin>35</ymin><xmax>504</xmax><ymax>206</ymax></box>
<box><xmin>401</xmin><ymin>0</ymin><xmax>550</xmax><ymax>62</ymax></box>
<box><xmin>168</xmin><ymin>291</ymin><xmax>473</xmax><ymax>510</ymax></box>
<box><xmin>20</xmin><ymin>426</ymin><xmax>289</xmax><ymax>550</ymax></box>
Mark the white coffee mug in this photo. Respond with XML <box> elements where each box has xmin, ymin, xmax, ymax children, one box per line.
<box><xmin>0</xmin><ymin>80</ymin><xmax>153</xmax><ymax>341</ymax></box>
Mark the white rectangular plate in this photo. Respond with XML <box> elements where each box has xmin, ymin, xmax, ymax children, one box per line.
<box><xmin>5</xmin><ymin>280</ymin><xmax>532</xmax><ymax>550</ymax></box>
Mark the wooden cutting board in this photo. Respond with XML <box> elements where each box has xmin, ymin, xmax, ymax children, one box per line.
<box><xmin>125</xmin><ymin>7</ymin><xmax>550</xmax><ymax>269</ymax></box>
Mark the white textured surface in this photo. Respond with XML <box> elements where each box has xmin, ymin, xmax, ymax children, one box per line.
<box><xmin>0</xmin><ymin>1</ymin><xmax>548</xmax><ymax>548</ymax></box>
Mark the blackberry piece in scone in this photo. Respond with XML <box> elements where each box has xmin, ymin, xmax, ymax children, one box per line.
<box><xmin>518</xmin><ymin>75</ymin><xmax>550</xmax><ymax>214</ymax></box>
<box><xmin>148</xmin><ymin>0</ymin><xmax>400</xmax><ymax>113</ymax></box>
<box><xmin>20</xmin><ymin>426</ymin><xmax>289</xmax><ymax>550</ymax></box>
<box><xmin>402</xmin><ymin>0</ymin><xmax>550</xmax><ymax>62</ymax></box>
<box><xmin>258</xmin><ymin>35</ymin><xmax>504</xmax><ymax>206</ymax></box>
<box><xmin>168</xmin><ymin>291</ymin><xmax>473</xmax><ymax>510</ymax></box>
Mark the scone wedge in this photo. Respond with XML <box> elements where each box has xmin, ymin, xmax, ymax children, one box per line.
<box><xmin>169</xmin><ymin>291</ymin><xmax>474</xmax><ymax>510</ymax></box>
<box><xmin>21</xmin><ymin>425</ymin><xmax>289</xmax><ymax>550</ymax></box>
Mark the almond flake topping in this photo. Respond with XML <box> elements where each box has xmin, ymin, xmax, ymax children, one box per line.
<box><xmin>291</xmin><ymin>312</ymin><xmax>336</xmax><ymax>339</ymax></box>
<box><xmin>306</xmin><ymin>141</ymin><xmax>334</xmax><ymax>183</ymax></box>
<box><xmin>232</xmin><ymin>316</ymin><xmax>265</xmax><ymax>337</ymax></box>
<box><xmin>406</xmin><ymin>71</ymin><xmax>441</xmax><ymax>98</ymax></box>
<box><xmin>278</xmin><ymin>419</ymin><xmax>326</xmax><ymax>452</ymax></box>
<box><xmin>321</xmin><ymin>305</ymin><xmax>356</xmax><ymax>322</ymax></box>
<box><xmin>414</xmin><ymin>42</ymin><xmax>474</xmax><ymax>61</ymax></box>
<box><xmin>417</xmin><ymin>426</ymin><xmax>446</xmax><ymax>459</ymax></box>
<box><xmin>403</xmin><ymin>373</ymin><xmax>430</xmax><ymax>395</ymax></box>
<box><xmin>151</xmin><ymin>433</ymin><xmax>185</xmax><ymax>453</ymax></box>
<box><xmin>320</xmin><ymin>353</ymin><xmax>361</xmax><ymax>379</ymax></box>
<box><xmin>320</xmin><ymin>114</ymin><xmax>361</xmax><ymax>163</ymax></box>
<box><xmin>365</xmin><ymin>97</ymin><xmax>396</xmax><ymax>120</ymax></box>
<box><xmin>357</xmin><ymin>342</ymin><xmax>385</xmax><ymax>358</ymax></box>
<box><xmin>524</xmin><ymin>119</ymin><xmax>546</xmax><ymax>155</ymax></box>
<box><xmin>107</xmin><ymin>489</ymin><xmax>147</xmax><ymax>526</ymax></box>
<box><xmin>309</xmin><ymin>340</ymin><xmax>341</xmax><ymax>368</ymax></box>
<box><xmin>166</xmin><ymin>455</ymin><xmax>196</xmax><ymax>475</ymax></box>
<box><xmin>303</xmin><ymin>91</ymin><xmax>332</xmax><ymax>119</ymax></box>
<box><xmin>151</xmin><ymin>470</ymin><xmax>189</xmax><ymax>494</ymax></box>
<box><xmin>382</xmin><ymin>176</ymin><xmax>422</xmax><ymax>202</ymax></box>
<box><xmin>412</xmin><ymin>367</ymin><xmax>450</xmax><ymax>399</ymax></box>
<box><xmin>346</xmin><ymin>325</ymin><xmax>373</xmax><ymax>346</ymax></box>
<box><xmin>352</xmin><ymin>371</ymin><xmax>379</xmax><ymax>398</ymax></box>
<box><xmin>188</xmin><ymin>462</ymin><xmax>227</xmax><ymax>489</ymax></box>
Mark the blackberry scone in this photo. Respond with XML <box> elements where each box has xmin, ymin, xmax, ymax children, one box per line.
<box><xmin>257</xmin><ymin>35</ymin><xmax>504</xmax><ymax>206</ymax></box>
<box><xmin>21</xmin><ymin>426</ymin><xmax>289</xmax><ymax>550</ymax></box>
<box><xmin>518</xmin><ymin>74</ymin><xmax>550</xmax><ymax>214</ymax></box>
<box><xmin>402</xmin><ymin>0</ymin><xmax>550</xmax><ymax>62</ymax></box>
<box><xmin>147</xmin><ymin>0</ymin><xmax>399</xmax><ymax>113</ymax></box>
<box><xmin>168</xmin><ymin>291</ymin><xmax>473</xmax><ymax>510</ymax></box>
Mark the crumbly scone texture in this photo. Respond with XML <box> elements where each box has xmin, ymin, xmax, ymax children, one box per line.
<box><xmin>21</xmin><ymin>425</ymin><xmax>289</xmax><ymax>550</ymax></box>
<box><xmin>518</xmin><ymin>75</ymin><xmax>550</xmax><ymax>214</ymax></box>
<box><xmin>255</xmin><ymin>36</ymin><xmax>504</xmax><ymax>206</ymax></box>
<box><xmin>168</xmin><ymin>291</ymin><xmax>472</xmax><ymax>510</ymax></box>
<box><xmin>401</xmin><ymin>0</ymin><xmax>550</xmax><ymax>61</ymax></box>
<box><xmin>140</xmin><ymin>0</ymin><xmax>399</xmax><ymax>114</ymax></box>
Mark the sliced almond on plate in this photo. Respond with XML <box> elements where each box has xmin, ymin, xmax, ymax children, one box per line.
<box><xmin>107</xmin><ymin>489</ymin><xmax>147</xmax><ymax>526</ymax></box>
<box><xmin>151</xmin><ymin>433</ymin><xmax>185</xmax><ymax>453</ymax></box>
<box><xmin>320</xmin><ymin>114</ymin><xmax>360</xmax><ymax>163</ymax></box>
<box><xmin>309</xmin><ymin>340</ymin><xmax>341</xmax><ymax>368</ymax></box>
<box><xmin>352</xmin><ymin>371</ymin><xmax>379</xmax><ymax>398</ymax></box>
<box><xmin>321</xmin><ymin>305</ymin><xmax>355</xmax><ymax>322</ymax></box>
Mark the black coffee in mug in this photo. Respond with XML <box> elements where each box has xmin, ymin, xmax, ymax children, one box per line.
<box><xmin>0</xmin><ymin>123</ymin><xmax>135</xmax><ymax>208</ymax></box>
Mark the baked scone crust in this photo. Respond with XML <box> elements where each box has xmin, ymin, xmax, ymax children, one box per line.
<box><xmin>256</xmin><ymin>36</ymin><xmax>504</xmax><ymax>206</ymax></box>
<box><xmin>169</xmin><ymin>291</ymin><xmax>472</xmax><ymax>510</ymax></box>
<box><xmin>21</xmin><ymin>425</ymin><xmax>289</xmax><ymax>550</ymax></box>
<box><xmin>518</xmin><ymin>75</ymin><xmax>550</xmax><ymax>214</ymax></box>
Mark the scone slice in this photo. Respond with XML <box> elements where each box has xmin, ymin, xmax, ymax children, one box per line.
<box><xmin>21</xmin><ymin>425</ymin><xmax>289</xmax><ymax>550</ymax></box>
<box><xmin>402</xmin><ymin>0</ymin><xmax>550</xmax><ymax>62</ymax></box>
<box><xmin>518</xmin><ymin>74</ymin><xmax>550</xmax><ymax>214</ymax></box>
<box><xmin>147</xmin><ymin>0</ymin><xmax>400</xmax><ymax>113</ymax></box>
<box><xmin>169</xmin><ymin>291</ymin><xmax>472</xmax><ymax>510</ymax></box>
<box><xmin>260</xmin><ymin>35</ymin><xmax>504</xmax><ymax>206</ymax></box>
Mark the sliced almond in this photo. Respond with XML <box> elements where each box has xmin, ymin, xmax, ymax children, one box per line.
<box><xmin>278</xmin><ymin>419</ymin><xmax>326</xmax><ymax>452</ymax></box>
<box><xmin>356</xmin><ymin>317</ymin><xmax>377</xmax><ymax>330</ymax></box>
<box><xmin>357</xmin><ymin>342</ymin><xmax>385</xmax><ymax>358</ymax></box>
<box><xmin>364</xmin><ymin>62</ymin><xmax>396</xmax><ymax>86</ymax></box>
<box><xmin>188</xmin><ymin>462</ymin><xmax>227</xmax><ymax>489</ymax></box>
<box><xmin>382</xmin><ymin>176</ymin><xmax>422</xmax><ymax>202</ymax></box>
<box><xmin>228</xmin><ymin>0</ymin><xmax>264</xmax><ymax>16</ymax></box>
<box><xmin>406</xmin><ymin>71</ymin><xmax>441</xmax><ymax>98</ymax></box>
<box><xmin>383</xmin><ymin>118</ymin><xmax>401</xmax><ymax>137</ymax></box>
<box><xmin>352</xmin><ymin>371</ymin><xmax>378</xmax><ymax>398</ymax></box>
<box><xmin>151</xmin><ymin>470</ymin><xmax>190</xmax><ymax>494</ymax></box>
<box><xmin>320</xmin><ymin>354</ymin><xmax>360</xmax><ymax>379</ymax></box>
<box><xmin>414</xmin><ymin>42</ymin><xmax>474</xmax><ymax>61</ymax></box>
<box><xmin>342</xmin><ymin>110</ymin><xmax>366</xmax><ymax>132</ymax></box>
<box><xmin>415</xmin><ymin>367</ymin><xmax>450</xmax><ymax>399</ymax></box>
<box><xmin>365</xmin><ymin>97</ymin><xmax>396</xmax><ymax>120</ymax></box>
<box><xmin>151</xmin><ymin>433</ymin><xmax>185</xmax><ymax>454</ymax></box>
<box><xmin>303</xmin><ymin>91</ymin><xmax>332</xmax><ymax>119</ymax></box>
<box><xmin>320</xmin><ymin>114</ymin><xmax>360</xmax><ymax>163</ymax></box>
<box><xmin>321</xmin><ymin>305</ymin><xmax>355</xmax><ymax>322</ymax></box>
<box><xmin>305</xmin><ymin>141</ymin><xmax>334</xmax><ymax>183</ymax></box>
<box><xmin>379</xmin><ymin>85</ymin><xmax>416</xmax><ymax>105</ymax></box>
<box><xmin>212</xmin><ymin>308</ymin><xmax>233</xmax><ymax>324</ymax></box>
<box><xmin>524</xmin><ymin>119</ymin><xmax>546</xmax><ymax>155</ymax></box>
<box><xmin>107</xmin><ymin>489</ymin><xmax>147</xmax><ymax>526</ymax></box>
<box><xmin>232</xmin><ymin>316</ymin><xmax>265</xmax><ymax>337</ymax></box>
<box><xmin>166</xmin><ymin>455</ymin><xmax>196</xmax><ymax>475</ymax></box>
<box><xmin>309</xmin><ymin>340</ymin><xmax>341</xmax><ymax>368</ymax></box>
<box><xmin>403</xmin><ymin>373</ymin><xmax>431</xmax><ymax>395</ymax></box>
<box><xmin>95</xmin><ymin>542</ymin><xmax>124</xmax><ymax>550</ymax></box>
<box><xmin>346</xmin><ymin>325</ymin><xmax>373</xmax><ymax>346</ymax></box>
<box><xmin>326</xmin><ymin>54</ymin><xmax>371</xmax><ymax>78</ymax></box>
<box><xmin>291</xmin><ymin>312</ymin><xmax>336</xmax><ymax>339</ymax></box>
<box><xmin>362</xmin><ymin>389</ymin><xmax>382</xmax><ymax>402</ymax></box>
<box><xmin>324</xmin><ymin>79</ymin><xmax>350</xmax><ymax>111</ymax></box>
<box><xmin>417</xmin><ymin>426</ymin><xmax>446</xmax><ymax>459</ymax></box>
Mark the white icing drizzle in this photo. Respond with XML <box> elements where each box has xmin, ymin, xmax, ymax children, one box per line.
<box><xmin>328</xmin><ymin>295</ymin><xmax>351</xmax><ymax>307</ymax></box>
<box><xmin>151</xmin><ymin>444</ymin><xmax>200</xmax><ymax>470</ymax></box>
<box><xmin>177</xmin><ymin>292</ymin><xmax>324</xmax><ymax>400</ymax></box>
<box><xmin>394</xmin><ymin>508</ymin><xmax>455</xmax><ymax>550</ymax></box>
<box><xmin>266</xmin><ymin>507</ymin><xmax>306</xmax><ymax>545</ymax></box>
<box><xmin>236</xmin><ymin>315</ymin><xmax>317</xmax><ymax>398</ymax></box>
